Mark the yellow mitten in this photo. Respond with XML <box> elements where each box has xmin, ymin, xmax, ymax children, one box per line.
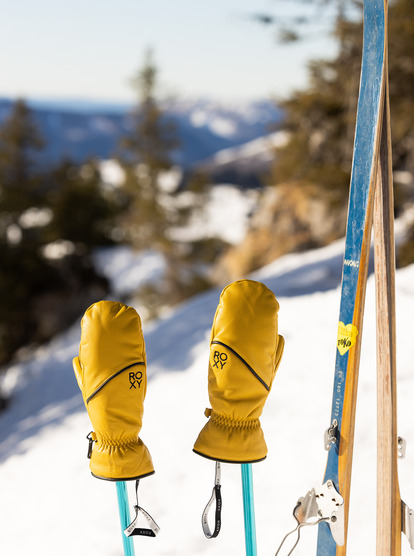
<box><xmin>73</xmin><ymin>300</ymin><xmax>154</xmax><ymax>481</ymax></box>
<box><xmin>193</xmin><ymin>280</ymin><xmax>284</xmax><ymax>463</ymax></box>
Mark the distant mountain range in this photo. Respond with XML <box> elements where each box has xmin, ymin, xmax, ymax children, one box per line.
<box><xmin>0</xmin><ymin>97</ymin><xmax>283</xmax><ymax>170</ymax></box>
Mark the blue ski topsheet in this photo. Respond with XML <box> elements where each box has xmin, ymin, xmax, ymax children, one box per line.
<box><xmin>316</xmin><ymin>1</ymin><xmax>386</xmax><ymax>554</ymax></box>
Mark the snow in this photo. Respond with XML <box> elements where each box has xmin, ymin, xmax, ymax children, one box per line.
<box><xmin>19</xmin><ymin>207</ymin><xmax>53</xmax><ymax>229</ymax></box>
<box><xmin>170</xmin><ymin>185</ymin><xmax>259</xmax><ymax>246</ymax></box>
<box><xmin>93</xmin><ymin>247</ymin><xmax>167</xmax><ymax>298</ymax></box>
<box><xmin>211</xmin><ymin>132</ymin><xmax>288</xmax><ymax>167</ymax></box>
<box><xmin>183</xmin><ymin>99</ymin><xmax>279</xmax><ymax>141</ymax></box>
<box><xmin>42</xmin><ymin>239</ymin><xmax>76</xmax><ymax>260</ymax></box>
<box><xmin>1</xmin><ymin>199</ymin><xmax>414</xmax><ymax>555</ymax></box>
<box><xmin>100</xmin><ymin>159</ymin><xmax>126</xmax><ymax>188</ymax></box>
<box><xmin>189</xmin><ymin>108</ymin><xmax>237</xmax><ymax>138</ymax></box>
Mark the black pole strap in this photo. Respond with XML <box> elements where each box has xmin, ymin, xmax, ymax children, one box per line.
<box><xmin>124</xmin><ymin>480</ymin><xmax>160</xmax><ymax>538</ymax></box>
<box><xmin>202</xmin><ymin>461</ymin><xmax>222</xmax><ymax>539</ymax></box>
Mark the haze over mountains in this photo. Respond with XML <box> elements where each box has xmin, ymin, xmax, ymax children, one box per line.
<box><xmin>0</xmin><ymin>97</ymin><xmax>282</xmax><ymax>169</ymax></box>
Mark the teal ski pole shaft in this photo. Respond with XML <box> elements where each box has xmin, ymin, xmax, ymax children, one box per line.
<box><xmin>241</xmin><ymin>463</ymin><xmax>257</xmax><ymax>556</ymax></box>
<box><xmin>116</xmin><ymin>481</ymin><xmax>135</xmax><ymax>556</ymax></box>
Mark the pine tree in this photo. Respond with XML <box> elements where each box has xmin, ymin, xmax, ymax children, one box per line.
<box><xmin>116</xmin><ymin>53</ymin><xmax>218</xmax><ymax>307</ymax></box>
<box><xmin>118</xmin><ymin>50</ymin><xmax>179</xmax><ymax>251</ymax></box>
<box><xmin>269</xmin><ymin>15</ymin><xmax>362</xmax><ymax>196</ymax></box>
<box><xmin>0</xmin><ymin>99</ymin><xmax>45</xmax><ymax>220</ymax></box>
<box><xmin>0</xmin><ymin>103</ymin><xmax>113</xmax><ymax>365</ymax></box>
<box><xmin>213</xmin><ymin>0</ymin><xmax>414</xmax><ymax>279</ymax></box>
<box><xmin>0</xmin><ymin>99</ymin><xmax>54</xmax><ymax>363</ymax></box>
<box><xmin>269</xmin><ymin>0</ymin><xmax>414</xmax><ymax>196</ymax></box>
<box><xmin>47</xmin><ymin>159</ymin><xmax>120</xmax><ymax>248</ymax></box>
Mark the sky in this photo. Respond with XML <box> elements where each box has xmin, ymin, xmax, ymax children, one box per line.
<box><xmin>0</xmin><ymin>0</ymin><xmax>339</xmax><ymax>105</ymax></box>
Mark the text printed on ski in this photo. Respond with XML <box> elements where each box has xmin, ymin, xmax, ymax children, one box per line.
<box><xmin>343</xmin><ymin>258</ymin><xmax>360</xmax><ymax>268</ymax></box>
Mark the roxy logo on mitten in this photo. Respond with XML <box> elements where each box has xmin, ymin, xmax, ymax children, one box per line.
<box><xmin>129</xmin><ymin>371</ymin><xmax>143</xmax><ymax>389</ymax></box>
<box><xmin>212</xmin><ymin>351</ymin><xmax>228</xmax><ymax>370</ymax></box>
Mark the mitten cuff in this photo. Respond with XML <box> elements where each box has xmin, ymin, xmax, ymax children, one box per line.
<box><xmin>90</xmin><ymin>434</ymin><xmax>155</xmax><ymax>481</ymax></box>
<box><xmin>193</xmin><ymin>409</ymin><xmax>267</xmax><ymax>464</ymax></box>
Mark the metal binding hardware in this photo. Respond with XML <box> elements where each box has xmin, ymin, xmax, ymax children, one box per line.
<box><xmin>324</xmin><ymin>419</ymin><xmax>339</xmax><ymax>451</ymax></box>
<box><xmin>402</xmin><ymin>501</ymin><xmax>414</xmax><ymax>549</ymax></box>
<box><xmin>275</xmin><ymin>480</ymin><xmax>344</xmax><ymax>555</ymax></box>
<box><xmin>398</xmin><ymin>436</ymin><xmax>406</xmax><ymax>459</ymax></box>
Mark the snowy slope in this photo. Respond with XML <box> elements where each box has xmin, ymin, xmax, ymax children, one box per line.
<box><xmin>1</xmin><ymin>237</ymin><xmax>414</xmax><ymax>555</ymax></box>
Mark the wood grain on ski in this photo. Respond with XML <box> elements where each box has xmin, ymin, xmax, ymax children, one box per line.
<box><xmin>373</xmin><ymin>7</ymin><xmax>402</xmax><ymax>549</ymax></box>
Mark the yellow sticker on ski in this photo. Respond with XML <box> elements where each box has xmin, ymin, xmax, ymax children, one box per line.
<box><xmin>337</xmin><ymin>322</ymin><xmax>359</xmax><ymax>355</ymax></box>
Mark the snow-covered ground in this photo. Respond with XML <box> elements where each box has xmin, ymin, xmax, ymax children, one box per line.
<box><xmin>169</xmin><ymin>184</ymin><xmax>260</xmax><ymax>246</ymax></box>
<box><xmin>1</xmin><ymin>236</ymin><xmax>414</xmax><ymax>555</ymax></box>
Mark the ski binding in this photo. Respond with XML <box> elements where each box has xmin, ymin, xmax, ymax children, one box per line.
<box><xmin>324</xmin><ymin>420</ymin><xmax>339</xmax><ymax>451</ymax></box>
<box><xmin>276</xmin><ymin>480</ymin><xmax>344</xmax><ymax>555</ymax></box>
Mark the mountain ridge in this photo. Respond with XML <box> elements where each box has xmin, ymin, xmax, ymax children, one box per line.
<box><xmin>0</xmin><ymin>96</ymin><xmax>283</xmax><ymax>169</ymax></box>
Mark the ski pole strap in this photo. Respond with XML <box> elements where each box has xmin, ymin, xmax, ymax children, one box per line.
<box><xmin>124</xmin><ymin>480</ymin><xmax>160</xmax><ymax>538</ymax></box>
<box><xmin>202</xmin><ymin>461</ymin><xmax>222</xmax><ymax>538</ymax></box>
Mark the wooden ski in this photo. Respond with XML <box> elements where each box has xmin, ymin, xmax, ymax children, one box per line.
<box><xmin>374</xmin><ymin>2</ymin><xmax>413</xmax><ymax>554</ymax></box>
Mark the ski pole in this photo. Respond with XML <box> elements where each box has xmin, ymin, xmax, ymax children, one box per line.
<box><xmin>241</xmin><ymin>463</ymin><xmax>257</xmax><ymax>556</ymax></box>
<box><xmin>116</xmin><ymin>481</ymin><xmax>135</xmax><ymax>556</ymax></box>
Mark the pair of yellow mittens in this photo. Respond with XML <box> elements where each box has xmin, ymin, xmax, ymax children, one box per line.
<box><xmin>73</xmin><ymin>279</ymin><xmax>284</xmax><ymax>481</ymax></box>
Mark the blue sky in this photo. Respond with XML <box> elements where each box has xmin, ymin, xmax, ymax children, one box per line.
<box><xmin>0</xmin><ymin>0</ymin><xmax>338</xmax><ymax>104</ymax></box>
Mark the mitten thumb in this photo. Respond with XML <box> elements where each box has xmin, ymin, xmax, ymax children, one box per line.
<box><xmin>271</xmin><ymin>335</ymin><xmax>285</xmax><ymax>387</ymax></box>
<box><xmin>73</xmin><ymin>356</ymin><xmax>84</xmax><ymax>393</ymax></box>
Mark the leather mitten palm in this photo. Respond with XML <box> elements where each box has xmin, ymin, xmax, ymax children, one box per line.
<box><xmin>73</xmin><ymin>300</ymin><xmax>154</xmax><ymax>481</ymax></box>
<box><xmin>193</xmin><ymin>280</ymin><xmax>284</xmax><ymax>463</ymax></box>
